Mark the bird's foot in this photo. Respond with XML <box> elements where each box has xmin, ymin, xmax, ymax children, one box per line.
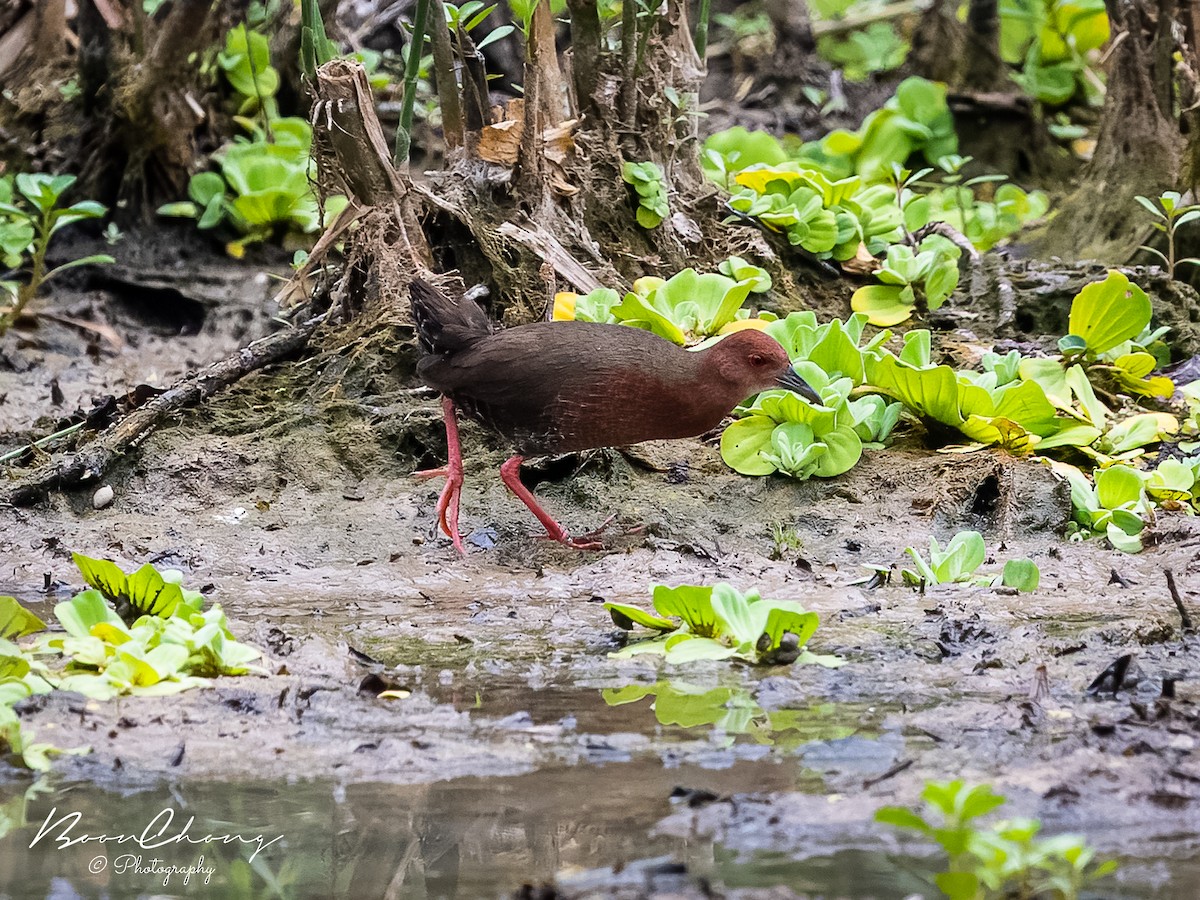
<box><xmin>536</xmin><ymin>514</ymin><xmax>617</xmax><ymax>551</ymax></box>
<box><xmin>434</xmin><ymin>467</ymin><xmax>466</xmax><ymax>554</ymax></box>
<box><xmin>412</xmin><ymin>464</ymin><xmax>466</xmax><ymax>553</ymax></box>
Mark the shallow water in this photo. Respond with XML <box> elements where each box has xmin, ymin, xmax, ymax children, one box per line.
<box><xmin>6</xmin><ymin>760</ymin><xmax>1196</xmax><ymax>899</ymax></box>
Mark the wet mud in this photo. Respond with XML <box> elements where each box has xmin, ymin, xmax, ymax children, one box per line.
<box><xmin>1</xmin><ymin>257</ymin><xmax>1198</xmax><ymax>898</ymax></box>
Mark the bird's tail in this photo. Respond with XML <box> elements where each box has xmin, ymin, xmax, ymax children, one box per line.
<box><xmin>409</xmin><ymin>278</ymin><xmax>493</xmax><ymax>356</ymax></box>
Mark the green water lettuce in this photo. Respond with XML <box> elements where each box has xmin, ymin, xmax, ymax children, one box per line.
<box><xmin>851</xmin><ymin>236</ymin><xmax>962</xmax><ymax>326</ymax></box>
<box><xmin>605</xmin><ymin>584</ymin><xmax>841</xmax><ymax>667</ymax></box>
<box><xmin>72</xmin><ymin>552</ymin><xmax>204</xmax><ymax>624</ymax></box>
<box><xmin>721</xmin><ymin>314</ymin><xmax>902</xmax><ymax>480</ymax></box>
<box><xmin>592</xmin><ymin>268</ymin><xmax>761</xmax><ymax>344</ymax></box>
<box><xmin>902</xmin><ymin>531</ymin><xmax>1041</xmax><ymax>590</ymax></box>
<box><xmin>1065</xmin><ymin>271</ymin><xmax>1152</xmax><ymax>355</ymax></box>
<box><xmin>622</xmin><ymin>161</ymin><xmax>669</xmax><ymax>229</ymax></box>
<box><xmin>1054</xmin><ymin>461</ymin><xmax>1152</xmax><ymax>553</ymax></box>
<box><xmin>158</xmin><ymin>118</ymin><xmax>347</xmax><ymax>254</ymax></box>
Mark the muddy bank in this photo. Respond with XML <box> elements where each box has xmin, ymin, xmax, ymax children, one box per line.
<box><xmin>2</xmin><ymin>413</ymin><xmax>1198</xmax><ymax>896</ymax></box>
<box><xmin>2</xmin><ymin>245</ymin><xmax>1199</xmax><ymax>897</ymax></box>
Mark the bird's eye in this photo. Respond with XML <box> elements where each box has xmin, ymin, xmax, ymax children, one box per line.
<box><xmin>748</xmin><ymin>353</ymin><xmax>767</xmax><ymax>367</ymax></box>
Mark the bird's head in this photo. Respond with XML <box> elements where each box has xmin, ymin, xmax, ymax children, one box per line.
<box><xmin>702</xmin><ymin>329</ymin><xmax>822</xmax><ymax>404</ymax></box>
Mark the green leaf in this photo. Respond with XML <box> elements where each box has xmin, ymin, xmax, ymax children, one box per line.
<box><xmin>603</xmin><ymin>601</ymin><xmax>676</xmax><ymax>632</ymax></box>
<box><xmin>1106</xmin><ymin>521</ymin><xmax>1143</xmax><ymax>553</ymax></box>
<box><xmin>813</xmin><ymin>425</ymin><xmax>863</xmax><ymax>476</ymax></box>
<box><xmin>899</xmin><ymin>330</ymin><xmax>931</xmax><ymax>367</ymax></box>
<box><xmin>721</xmin><ymin>416</ymin><xmax>780</xmax><ymax>476</ymax></box>
<box><xmin>72</xmin><ymin>553</ymin><xmax>199</xmax><ymax>621</ymax></box>
<box><xmin>1064</xmin><ymin>364</ymin><xmax>1108</xmax><ymax>430</ymax></box>
<box><xmin>188</xmin><ymin>171</ymin><xmax>227</xmax><ymax>206</ymax></box>
<box><xmin>718</xmin><ymin>256</ymin><xmax>772</xmax><ymax>293</ymax></box>
<box><xmin>875</xmin><ymin>806</ymin><xmax>931</xmax><ymax>833</ymax></box>
<box><xmin>652</xmin><ymin>585</ymin><xmax>720</xmax><ymax>637</ymax></box>
<box><xmin>1057</xmin><ymin>333</ymin><xmax>1088</xmax><ymax>354</ymax></box>
<box><xmin>156</xmin><ymin>201</ymin><xmax>199</xmax><ymax>218</ymax></box>
<box><xmin>935</xmin><ymin>871</ymin><xmax>981</xmax><ymax>900</ymax></box>
<box><xmin>1001</xmin><ymin>559</ymin><xmax>1039</xmax><ymax>591</ymax></box>
<box><xmin>0</xmin><ymin>597</ymin><xmax>45</xmax><ymax>639</ymax></box>
<box><xmin>662</xmin><ymin>636</ymin><xmax>739</xmax><ymax>663</ymax></box>
<box><xmin>850</xmin><ymin>284</ymin><xmax>913</xmax><ymax>327</ymax></box>
<box><xmin>1095</xmin><ymin>465</ymin><xmax>1145</xmax><ymax>509</ymax></box>
<box><xmin>709</xmin><ymin>584</ymin><xmax>769</xmax><ymax>648</ymax></box>
<box><xmin>43</xmin><ymin>254</ymin><xmax>115</xmax><ymax>282</ymax></box>
<box><xmin>927</xmin><ymin>531</ymin><xmax>986</xmax><ymax>582</ymax></box>
<box><xmin>761</xmin><ymin>602</ymin><xmax>820</xmax><ymax>651</ymax></box>
<box><xmin>1067</xmin><ymin>271</ymin><xmax>1152</xmax><ymax>354</ymax></box>
<box><xmin>53</xmin><ymin>590</ymin><xmax>126</xmax><ymax>640</ymax></box>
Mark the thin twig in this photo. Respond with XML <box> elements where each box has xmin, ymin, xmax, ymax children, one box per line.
<box><xmin>2</xmin><ymin>313</ymin><xmax>328</xmax><ymax>507</ymax></box>
<box><xmin>1165</xmin><ymin>569</ymin><xmax>1195</xmax><ymax>634</ymax></box>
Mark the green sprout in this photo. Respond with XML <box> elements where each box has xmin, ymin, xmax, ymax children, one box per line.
<box><xmin>0</xmin><ymin>173</ymin><xmax>114</xmax><ymax>335</ymax></box>
<box><xmin>1134</xmin><ymin>191</ymin><xmax>1200</xmax><ymax>280</ymax></box>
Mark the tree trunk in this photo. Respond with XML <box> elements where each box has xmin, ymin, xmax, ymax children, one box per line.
<box><xmin>1025</xmin><ymin>0</ymin><xmax>1197</xmax><ymax>262</ymax></box>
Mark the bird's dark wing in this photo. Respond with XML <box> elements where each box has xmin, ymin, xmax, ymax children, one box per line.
<box><xmin>418</xmin><ymin>322</ymin><xmax>706</xmax><ymax>455</ymax></box>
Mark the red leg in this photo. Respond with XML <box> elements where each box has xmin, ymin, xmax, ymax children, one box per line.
<box><xmin>413</xmin><ymin>397</ymin><xmax>465</xmax><ymax>553</ymax></box>
<box><xmin>499</xmin><ymin>455</ymin><xmax>605</xmax><ymax>550</ymax></box>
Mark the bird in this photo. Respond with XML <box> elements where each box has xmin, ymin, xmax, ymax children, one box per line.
<box><xmin>409</xmin><ymin>278</ymin><xmax>821</xmax><ymax>552</ymax></box>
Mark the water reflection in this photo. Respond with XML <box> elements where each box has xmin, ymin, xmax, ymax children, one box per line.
<box><xmin>601</xmin><ymin>680</ymin><xmax>864</xmax><ymax>749</ymax></box>
<box><xmin>3</xmin><ymin>760</ymin><xmax>793</xmax><ymax>899</ymax></box>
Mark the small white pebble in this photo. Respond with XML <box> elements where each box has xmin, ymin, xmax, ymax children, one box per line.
<box><xmin>92</xmin><ymin>485</ymin><xmax>114</xmax><ymax>509</ymax></box>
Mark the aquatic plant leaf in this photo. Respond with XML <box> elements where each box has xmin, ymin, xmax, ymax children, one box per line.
<box><xmin>709</xmin><ymin>584</ymin><xmax>769</xmax><ymax>648</ymax></box>
<box><xmin>761</xmin><ymin>601</ymin><xmax>819</xmax><ymax>651</ymax></box>
<box><xmin>662</xmin><ymin>636</ymin><xmax>738</xmax><ymax>663</ymax></box>
<box><xmin>0</xmin><ymin>597</ymin><xmax>45</xmax><ymax>639</ymax></box>
<box><xmin>0</xmin><ymin>644</ymin><xmax>29</xmax><ymax>680</ymax></box>
<box><xmin>652</xmin><ymin>585</ymin><xmax>720</xmax><ymax>637</ymax></box>
<box><xmin>807</xmin><ymin>319</ymin><xmax>866</xmax><ymax>382</ymax></box>
<box><xmin>720</xmin><ymin>416</ymin><xmax>779</xmax><ymax>475</ymax></box>
<box><xmin>1111</xmin><ymin>352</ymin><xmax>1173</xmax><ymax>399</ymax></box>
<box><xmin>1106</xmin><ymin>522</ymin><xmax>1142</xmax><ymax>553</ymax></box>
<box><xmin>1095</xmin><ymin>465</ymin><xmax>1145</xmax><ymax>509</ymax></box>
<box><xmin>718</xmin><ymin>256</ymin><xmax>772</xmax><ymax>292</ymax></box>
<box><xmin>850</xmin><ymin>284</ymin><xmax>912</xmax><ymax>326</ymax></box>
<box><xmin>865</xmin><ymin>355</ymin><xmax>963</xmax><ymax>428</ymax></box>
<box><xmin>1103</xmin><ymin>412</ymin><xmax>1176</xmax><ymax>454</ymax></box>
<box><xmin>54</xmin><ymin>590</ymin><xmax>126</xmax><ymax>641</ymax></box>
<box><xmin>1063</xmin><ymin>365</ymin><xmax>1108</xmax><ymax>429</ymax></box>
<box><xmin>1067</xmin><ymin>271</ymin><xmax>1151</xmax><ymax>354</ymax></box>
<box><xmin>572</xmin><ymin>287</ymin><xmax>620</xmax><ymax>323</ymax></box>
<box><xmin>72</xmin><ymin>553</ymin><xmax>201</xmax><ymax>621</ymax></box>
<box><xmin>1001</xmin><ymin>559</ymin><xmax>1040</xmax><ymax>592</ymax></box>
<box><xmin>603</xmin><ymin>602</ymin><xmax>676</xmax><ymax>632</ymax></box>
<box><xmin>933</xmin><ymin>531</ymin><xmax>986</xmax><ymax>582</ymax></box>
<box><xmin>812</xmin><ymin>425</ymin><xmax>863</xmax><ymax>476</ymax></box>
<box><xmin>1146</xmin><ymin>459</ymin><xmax>1195</xmax><ymax>500</ymax></box>
<box><xmin>1033</xmin><ymin>424</ymin><xmax>1101</xmax><ymax>451</ymax></box>
<box><xmin>936</xmin><ymin>871</ymin><xmax>981</xmax><ymax>900</ymax></box>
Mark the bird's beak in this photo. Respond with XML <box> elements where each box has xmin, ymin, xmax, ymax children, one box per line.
<box><xmin>776</xmin><ymin>366</ymin><xmax>823</xmax><ymax>404</ymax></box>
